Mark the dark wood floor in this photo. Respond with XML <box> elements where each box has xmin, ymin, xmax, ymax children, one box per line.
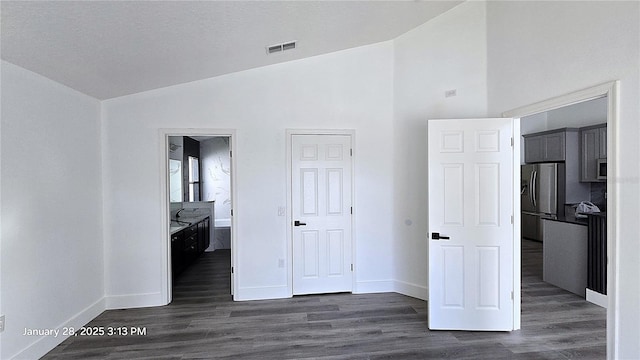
<box><xmin>43</xmin><ymin>240</ymin><xmax>606</xmax><ymax>359</ymax></box>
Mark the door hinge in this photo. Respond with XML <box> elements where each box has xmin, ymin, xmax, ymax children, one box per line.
<box><xmin>511</xmin><ymin>215</ymin><xmax>514</xmax><ymax>224</ymax></box>
<box><xmin>231</xmin><ymin>266</ymin><xmax>234</xmax><ymax>274</ymax></box>
<box><xmin>231</xmin><ymin>209</ymin><xmax>234</xmax><ymax>216</ymax></box>
<box><xmin>511</xmin><ymin>291</ymin><xmax>514</xmax><ymax>300</ymax></box>
<box><xmin>350</xmin><ymin>207</ymin><xmax>353</xmax><ymax>214</ymax></box>
<box><xmin>350</xmin><ymin>148</ymin><xmax>353</xmax><ymax>156</ymax></box>
<box><xmin>510</xmin><ymin>137</ymin><xmax>514</xmax><ymax>147</ymax></box>
<box><xmin>230</xmin><ymin>150</ymin><xmax>232</xmax><ymax>157</ymax></box>
<box><xmin>351</xmin><ymin>264</ymin><xmax>354</xmax><ymax>272</ymax></box>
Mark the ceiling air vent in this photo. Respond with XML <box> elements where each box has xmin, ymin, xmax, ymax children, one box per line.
<box><xmin>267</xmin><ymin>44</ymin><xmax>282</xmax><ymax>54</ymax></box>
<box><xmin>266</xmin><ymin>40</ymin><xmax>296</xmax><ymax>55</ymax></box>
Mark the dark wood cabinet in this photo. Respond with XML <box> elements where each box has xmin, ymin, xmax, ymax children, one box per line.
<box><xmin>587</xmin><ymin>214</ymin><xmax>607</xmax><ymax>295</ymax></box>
<box><xmin>171</xmin><ymin>232</ymin><xmax>184</xmax><ymax>278</ymax></box>
<box><xmin>183</xmin><ymin>224</ymin><xmax>198</xmax><ymax>265</ymax></box>
<box><xmin>171</xmin><ymin>216</ymin><xmax>210</xmax><ymax>278</ymax></box>
<box><xmin>197</xmin><ymin>217</ymin><xmax>210</xmax><ymax>253</ymax></box>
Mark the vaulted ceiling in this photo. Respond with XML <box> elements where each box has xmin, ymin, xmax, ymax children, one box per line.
<box><xmin>1</xmin><ymin>1</ymin><xmax>462</xmax><ymax>100</ymax></box>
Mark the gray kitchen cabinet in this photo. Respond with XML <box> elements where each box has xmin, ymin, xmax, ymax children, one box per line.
<box><xmin>523</xmin><ymin>128</ymin><xmax>577</xmax><ymax>163</ymax></box>
<box><xmin>580</xmin><ymin>124</ymin><xmax>606</xmax><ymax>182</ymax></box>
<box><xmin>543</xmin><ymin>131</ymin><xmax>566</xmax><ymax>161</ymax></box>
<box><xmin>598</xmin><ymin>126</ymin><xmax>607</xmax><ymax>158</ymax></box>
<box><xmin>542</xmin><ymin>219</ymin><xmax>588</xmax><ymax>297</ymax></box>
<box><xmin>521</xmin><ymin>212</ymin><xmax>540</xmax><ymax>241</ymax></box>
<box><xmin>524</xmin><ymin>136</ymin><xmax>544</xmax><ymax>163</ymax></box>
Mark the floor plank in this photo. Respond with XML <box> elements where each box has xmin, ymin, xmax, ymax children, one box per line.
<box><xmin>43</xmin><ymin>240</ymin><xmax>606</xmax><ymax>359</ymax></box>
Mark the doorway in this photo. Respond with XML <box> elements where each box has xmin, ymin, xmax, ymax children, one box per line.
<box><xmin>504</xmin><ymin>81</ymin><xmax>617</xmax><ymax>355</ymax></box>
<box><xmin>161</xmin><ymin>129</ymin><xmax>237</xmax><ymax>303</ymax></box>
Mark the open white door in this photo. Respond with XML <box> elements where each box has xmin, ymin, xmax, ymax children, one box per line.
<box><xmin>428</xmin><ymin>118</ymin><xmax>515</xmax><ymax>331</ymax></box>
<box><xmin>292</xmin><ymin>134</ymin><xmax>353</xmax><ymax>295</ymax></box>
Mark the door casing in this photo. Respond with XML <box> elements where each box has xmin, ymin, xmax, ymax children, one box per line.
<box><xmin>159</xmin><ymin>128</ymin><xmax>238</xmax><ymax>303</ymax></box>
<box><xmin>504</xmin><ymin>81</ymin><xmax>619</xmax><ymax>358</ymax></box>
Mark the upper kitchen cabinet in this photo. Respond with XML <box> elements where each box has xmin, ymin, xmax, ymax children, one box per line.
<box><xmin>580</xmin><ymin>124</ymin><xmax>607</xmax><ymax>182</ymax></box>
<box><xmin>598</xmin><ymin>126</ymin><xmax>607</xmax><ymax>158</ymax></box>
<box><xmin>523</xmin><ymin>128</ymin><xmax>579</xmax><ymax>163</ymax></box>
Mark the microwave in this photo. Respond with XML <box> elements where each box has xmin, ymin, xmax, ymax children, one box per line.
<box><xmin>597</xmin><ymin>158</ymin><xmax>607</xmax><ymax>180</ymax></box>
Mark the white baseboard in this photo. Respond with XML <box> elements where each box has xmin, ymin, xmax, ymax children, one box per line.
<box><xmin>106</xmin><ymin>292</ymin><xmax>166</xmax><ymax>310</ymax></box>
<box><xmin>234</xmin><ymin>285</ymin><xmax>290</xmax><ymax>301</ymax></box>
<box><xmin>353</xmin><ymin>279</ymin><xmax>395</xmax><ymax>294</ymax></box>
<box><xmin>11</xmin><ymin>297</ymin><xmax>106</xmax><ymax>360</ymax></box>
<box><xmin>394</xmin><ymin>280</ymin><xmax>427</xmax><ymax>300</ymax></box>
<box><xmin>586</xmin><ymin>288</ymin><xmax>607</xmax><ymax>308</ymax></box>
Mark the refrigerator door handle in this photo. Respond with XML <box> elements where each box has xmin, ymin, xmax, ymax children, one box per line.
<box><xmin>532</xmin><ymin>170</ymin><xmax>537</xmax><ymax>208</ymax></box>
<box><xmin>529</xmin><ymin>170</ymin><xmax>534</xmax><ymax>207</ymax></box>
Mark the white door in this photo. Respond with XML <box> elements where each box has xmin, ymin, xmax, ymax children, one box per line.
<box><xmin>292</xmin><ymin>134</ymin><xmax>353</xmax><ymax>295</ymax></box>
<box><xmin>428</xmin><ymin>118</ymin><xmax>515</xmax><ymax>331</ymax></box>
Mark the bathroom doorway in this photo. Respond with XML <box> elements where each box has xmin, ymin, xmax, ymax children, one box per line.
<box><xmin>161</xmin><ymin>129</ymin><xmax>237</xmax><ymax>303</ymax></box>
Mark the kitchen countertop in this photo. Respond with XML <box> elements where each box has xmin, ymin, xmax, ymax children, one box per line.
<box><xmin>586</xmin><ymin>212</ymin><xmax>607</xmax><ymax>217</ymax></box>
<box><xmin>542</xmin><ymin>215</ymin><xmax>588</xmax><ymax>226</ymax></box>
<box><xmin>542</xmin><ymin>211</ymin><xmax>606</xmax><ymax>226</ymax></box>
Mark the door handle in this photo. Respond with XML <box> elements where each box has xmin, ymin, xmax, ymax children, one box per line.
<box><xmin>431</xmin><ymin>232</ymin><xmax>450</xmax><ymax>240</ymax></box>
<box><xmin>294</xmin><ymin>220</ymin><xmax>307</xmax><ymax>227</ymax></box>
<box><xmin>532</xmin><ymin>170</ymin><xmax>537</xmax><ymax>208</ymax></box>
<box><xmin>530</xmin><ymin>171</ymin><xmax>535</xmax><ymax>207</ymax></box>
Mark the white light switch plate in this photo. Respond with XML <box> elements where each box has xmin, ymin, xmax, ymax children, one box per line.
<box><xmin>278</xmin><ymin>206</ymin><xmax>286</xmax><ymax>216</ymax></box>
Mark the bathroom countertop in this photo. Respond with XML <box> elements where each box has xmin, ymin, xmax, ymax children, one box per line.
<box><xmin>170</xmin><ymin>215</ymin><xmax>210</xmax><ymax>235</ymax></box>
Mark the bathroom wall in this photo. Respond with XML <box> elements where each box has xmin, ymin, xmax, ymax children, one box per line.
<box><xmin>200</xmin><ymin>137</ymin><xmax>231</xmax><ymax>221</ymax></box>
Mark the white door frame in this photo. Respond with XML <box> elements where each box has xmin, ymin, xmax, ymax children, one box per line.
<box><xmin>159</xmin><ymin>128</ymin><xmax>238</xmax><ymax>303</ymax></box>
<box><xmin>285</xmin><ymin>129</ymin><xmax>356</xmax><ymax>296</ymax></box>
<box><xmin>503</xmin><ymin>81</ymin><xmax>619</xmax><ymax>358</ymax></box>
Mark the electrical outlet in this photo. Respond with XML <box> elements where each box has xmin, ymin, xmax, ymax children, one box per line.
<box><xmin>445</xmin><ymin>89</ymin><xmax>457</xmax><ymax>98</ymax></box>
<box><xmin>0</xmin><ymin>315</ymin><xmax>5</xmax><ymax>332</ymax></box>
<box><xmin>278</xmin><ymin>206</ymin><xmax>286</xmax><ymax>216</ymax></box>
<box><xmin>278</xmin><ymin>259</ymin><xmax>285</xmax><ymax>268</ymax></box>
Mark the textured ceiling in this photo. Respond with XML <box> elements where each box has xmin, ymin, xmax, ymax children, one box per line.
<box><xmin>1</xmin><ymin>1</ymin><xmax>462</xmax><ymax>99</ymax></box>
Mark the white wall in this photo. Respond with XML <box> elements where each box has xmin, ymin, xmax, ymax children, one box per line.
<box><xmin>486</xmin><ymin>1</ymin><xmax>640</xmax><ymax>358</ymax></box>
<box><xmin>0</xmin><ymin>57</ymin><xmax>3</xmax><ymax>360</ymax></box>
<box><xmin>102</xmin><ymin>42</ymin><xmax>395</xmax><ymax>303</ymax></box>
<box><xmin>546</xmin><ymin>96</ymin><xmax>608</xmax><ymax>129</ymax></box>
<box><xmin>0</xmin><ymin>61</ymin><xmax>104</xmax><ymax>359</ymax></box>
<box><xmin>392</xmin><ymin>1</ymin><xmax>489</xmax><ymax>299</ymax></box>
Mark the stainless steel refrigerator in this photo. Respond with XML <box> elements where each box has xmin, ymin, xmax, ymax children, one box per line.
<box><xmin>521</xmin><ymin>163</ymin><xmax>566</xmax><ymax>241</ymax></box>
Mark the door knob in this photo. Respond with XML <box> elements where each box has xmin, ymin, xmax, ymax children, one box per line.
<box><xmin>431</xmin><ymin>232</ymin><xmax>450</xmax><ymax>240</ymax></box>
<box><xmin>294</xmin><ymin>220</ymin><xmax>307</xmax><ymax>227</ymax></box>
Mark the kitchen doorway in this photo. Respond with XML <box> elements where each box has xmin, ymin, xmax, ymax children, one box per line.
<box><xmin>160</xmin><ymin>129</ymin><xmax>237</xmax><ymax>303</ymax></box>
<box><xmin>504</xmin><ymin>81</ymin><xmax>617</xmax><ymax>356</ymax></box>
